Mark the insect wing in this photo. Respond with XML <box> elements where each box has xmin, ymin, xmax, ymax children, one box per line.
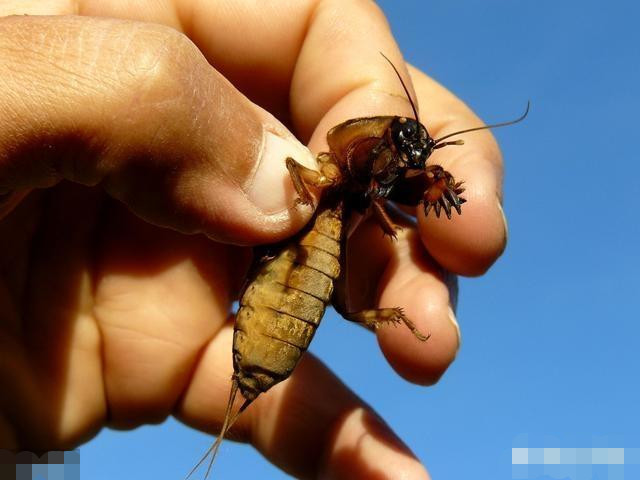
<box><xmin>327</xmin><ymin>116</ymin><xmax>395</xmax><ymax>163</ymax></box>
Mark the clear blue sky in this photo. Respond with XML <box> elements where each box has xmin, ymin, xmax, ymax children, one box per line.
<box><xmin>80</xmin><ymin>1</ymin><xmax>640</xmax><ymax>479</ymax></box>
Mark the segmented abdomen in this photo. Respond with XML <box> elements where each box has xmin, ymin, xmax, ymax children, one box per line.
<box><xmin>233</xmin><ymin>201</ymin><xmax>344</xmax><ymax>400</ymax></box>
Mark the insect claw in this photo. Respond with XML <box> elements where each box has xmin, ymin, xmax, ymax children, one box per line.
<box><xmin>389</xmin><ymin>307</ymin><xmax>431</xmax><ymax>341</ymax></box>
<box><xmin>444</xmin><ymin>188</ymin><xmax>457</xmax><ymax>204</ymax></box>
<box><xmin>441</xmin><ymin>198</ymin><xmax>452</xmax><ymax>219</ymax></box>
<box><xmin>383</xmin><ymin>230</ymin><xmax>398</xmax><ymax>241</ymax></box>
<box><xmin>387</xmin><ymin>308</ymin><xmax>404</xmax><ymax>326</ymax></box>
<box><xmin>434</xmin><ymin>201</ymin><xmax>442</xmax><ymax>218</ymax></box>
<box><xmin>294</xmin><ymin>196</ymin><xmax>315</xmax><ymax>208</ymax></box>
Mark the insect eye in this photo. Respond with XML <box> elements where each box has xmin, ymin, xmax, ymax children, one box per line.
<box><xmin>404</xmin><ymin>124</ymin><xmax>417</xmax><ymax>136</ymax></box>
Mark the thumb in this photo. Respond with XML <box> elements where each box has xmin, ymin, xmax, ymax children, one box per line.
<box><xmin>0</xmin><ymin>16</ymin><xmax>317</xmax><ymax>244</ymax></box>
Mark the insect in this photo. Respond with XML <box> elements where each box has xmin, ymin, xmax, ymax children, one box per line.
<box><xmin>187</xmin><ymin>54</ymin><xmax>529</xmax><ymax>479</ymax></box>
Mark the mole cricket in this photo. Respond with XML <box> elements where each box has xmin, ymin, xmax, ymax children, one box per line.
<box><xmin>187</xmin><ymin>54</ymin><xmax>528</xmax><ymax>478</ymax></box>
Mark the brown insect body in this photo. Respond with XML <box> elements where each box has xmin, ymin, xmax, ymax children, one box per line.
<box><xmin>186</xmin><ymin>113</ymin><xmax>443</xmax><ymax>478</ymax></box>
<box><xmin>229</xmin><ymin>111</ymin><xmax>449</xmax><ymax>406</ymax></box>
<box><xmin>187</xmin><ymin>57</ymin><xmax>529</xmax><ymax>478</ymax></box>
<box><xmin>233</xmin><ymin>196</ymin><xmax>344</xmax><ymax>401</ymax></box>
<box><xmin>186</xmin><ymin>196</ymin><xmax>347</xmax><ymax>480</ymax></box>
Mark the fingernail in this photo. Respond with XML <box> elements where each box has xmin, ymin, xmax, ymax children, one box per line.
<box><xmin>497</xmin><ymin>199</ymin><xmax>508</xmax><ymax>245</ymax></box>
<box><xmin>246</xmin><ymin>129</ymin><xmax>317</xmax><ymax>214</ymax></box>
<box><xmin>448</xmin><ymin>306</ymin><xmax>461</xmax><ymax>352</ymax></box>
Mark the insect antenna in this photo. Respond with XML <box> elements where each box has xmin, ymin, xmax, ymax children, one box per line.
<box><xmin>434</xmin><ymin>101</ymin><xmax>530</xmax><ymax>147</ymax></box>
<box><xmin>185</xmin><ymin>378</ymin><xmax>253</xmax><ymax>480</ymax></box>
<box><xmin>380</xmin><ymin>52</ymin><xmax>420</xmax><ymax>123</ymax></box>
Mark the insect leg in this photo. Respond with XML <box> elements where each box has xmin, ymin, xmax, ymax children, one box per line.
<box><xmin>342</xmin><ymin>307</ymin><xmax>430</xmax><ymax>342</ymax></box>
<box><xmin>315</xmin><ymin>152</ymin><xmax>333</xmax><ymax>166</ymax></box>
<box><xmin>423</xmin><ymin>165</ymin><xmax>466</xmax><ymax>219</ymax></box>
<box><xmin>371</xmin><ymin>198</ymin><xmax>402</xmax><ymax>239</ymax></box>
<box><xmin>286</xmin><ymin>156</ymin><xmax>341</xmax><ymax>206</ymax></box>
<box><xmin>331</xmin><ymin>236</ymin><xmax>429</xmax><ymax>342</ymax></box>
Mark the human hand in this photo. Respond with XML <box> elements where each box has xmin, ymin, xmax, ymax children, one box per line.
<box><xmin>0</xmin><ymin>2</ymin><xmax>506</xmax><ymax>479</ymax></box>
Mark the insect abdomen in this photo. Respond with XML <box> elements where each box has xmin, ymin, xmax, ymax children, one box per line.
<box><xmin>233</xmin><ymin>202</ymin><xmax>343</xmax><ymax>400</ymax></box>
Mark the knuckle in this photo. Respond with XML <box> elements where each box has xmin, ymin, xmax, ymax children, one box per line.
<box><xmin>98</xmin><ymin>25</ymin><xmax>212</xmax><ymax>198</ymax></box>
<box><xmin>110</xmin><ymin>24</ymin><xmax>203</xmax><ymax>107</ymax></box>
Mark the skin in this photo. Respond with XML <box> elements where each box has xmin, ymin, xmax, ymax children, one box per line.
<box><xmin>0</xmin><ymin>1</ymin><xmax>506</xmax><ymax>479</ymax></box>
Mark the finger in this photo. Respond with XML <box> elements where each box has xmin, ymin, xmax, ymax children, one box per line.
<box><xmin>345</xmin><ymin>219</ymin><xmax>460</xmax><ymax>385</ymax></box>
<box><xmin>0</xmin><ymin>16</ymin><xmax>317</xmax><ymax>245</ymax></box>
<box><xmin>177</xmin><ymin>324</ymin><xmax>431</xmax><ymax>480</ymax></box>
<box><xmin>408</xmin><ymin>65</ymin><xmax>508</xmax><ymax>276</ymax></box>
<box><xmin>93</xmin><ymin>201</ymin><xmax>249</xmax><ymax>427</ymax></box>
<box><xmin>292</xmin><ymin>0</ymin><xmax>420</xmax><ymax>145</ymax></box>
<box><xmin>117</xmin><ymin>0</ymin><xmax>419</xmax><ymax>142</ymax></box>
<box><xmin>17</xmin><ymin>183</ymin><xmax>106</xmax><ymax>448</ymax></box>
<box><xmin>68</xmin><ymin>0</ymin><xmax>415</xmax><ymax>131</ymax></box>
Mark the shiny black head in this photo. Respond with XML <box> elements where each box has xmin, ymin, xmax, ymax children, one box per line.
<box><xmin>390</xmin><ymin>117</ymin><xmax>435</xmax><ymax>170</ymax></box>
<box><xmin>381</xmin><ymin>52</ymin><xmax>529</xmax><ymax>172</ymax></box>
<box><xmin>379</xmin><ymin>54</ymin><xmax>437</xmax><ymax>171</ymax></box>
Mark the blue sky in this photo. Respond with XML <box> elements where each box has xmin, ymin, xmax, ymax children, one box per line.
<box><xmin>80</xmin><ymin>1</ymin><xmax>640</xmax><ymax>479</ymax></box>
